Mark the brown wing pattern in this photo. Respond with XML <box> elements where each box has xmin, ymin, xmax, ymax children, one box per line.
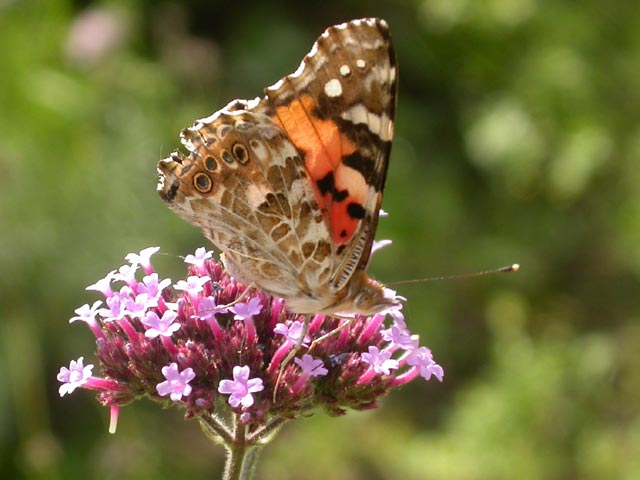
<box><xmin>158</xmin><ymin>102</ymin><xmax>335</xmax><ymax>302</ymax></box>
<box><xmin>262</xmin><ymin>18</ymin><xmax>397</xmax><ymax>291</ymax></box>
<box><xmin>157</xmin><ymin>18</ymin><xmax>397</xmax><ymax>313</ymax></box>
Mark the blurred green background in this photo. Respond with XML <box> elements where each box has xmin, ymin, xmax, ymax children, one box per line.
<box><xmin>2</xmin><ymin>0</ymin><xmax>639</xmax><ymax>478</ymax></box>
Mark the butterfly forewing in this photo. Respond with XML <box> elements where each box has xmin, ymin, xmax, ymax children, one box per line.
<box><xmin>262</xmin><ymin>18</ymin><xmax>397</xmax><ymax>290</ymax></box>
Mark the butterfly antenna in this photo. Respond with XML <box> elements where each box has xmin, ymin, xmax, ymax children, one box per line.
<box><xmin>389</xmin><ymin>263</ymin><xmax>520</xmax><ymax>286</ymax></box>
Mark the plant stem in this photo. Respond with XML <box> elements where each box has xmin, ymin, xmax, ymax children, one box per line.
<box><xmin>222</xmin><ymin>414</ymin><xmax>263</xmax><ymax>480</ymax></box>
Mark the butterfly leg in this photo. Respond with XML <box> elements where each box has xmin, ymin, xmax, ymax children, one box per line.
<box><xmin>216</xmin><ymin>282</ymin><xmax>256</xmax><ymax>310</ymax></box>
<box><xmin>273</xmin><ymin>314</ymin><xmax>311</xmax><ymax>401</ymax></box>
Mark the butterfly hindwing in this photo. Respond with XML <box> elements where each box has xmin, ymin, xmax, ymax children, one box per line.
<box><xmin>164</xmin><ymin>104</ymin><xmax>335</xmax><ymax>301</ymax></box>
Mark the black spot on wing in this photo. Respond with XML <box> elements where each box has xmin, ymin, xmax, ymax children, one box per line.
<box><xmin>317</xmin><ymin>172</ymin><xmax>348</xmax><ymax>202</ymax></box>
<box><xmin>164</xmin><ymin>179</ymin><xmax>179</xmax><ymax>201</ymax></box>
<box><xmin>346</xmin><ymin>202</ymin><xmax>366</xmax><ymax>220</ymax></box>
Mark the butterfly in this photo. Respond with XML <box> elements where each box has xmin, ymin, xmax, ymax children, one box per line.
<box><xmin>157</xmin><ymin>18</ymin><xmax>399</xmax><ymax>317</ymax></box>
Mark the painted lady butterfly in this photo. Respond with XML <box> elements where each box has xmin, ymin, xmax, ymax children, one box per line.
<box><xmin>157</xmin><ymin>18</ymin><xmax>400</xmax><ymax>317</ymax></box>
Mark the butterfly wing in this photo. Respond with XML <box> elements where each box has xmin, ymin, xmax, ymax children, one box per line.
<box><xmin>158</xmin><ymin>100</ymin><xmax>334</xmax><ymax>302</ymax></box>
<box><xmin>157</xmin><ymin>18</ymin><xmax>396</xmax><ymax>313</ymax></box>
<box><xmin>261</xmin><ymin>18</ymin><xmax>397</xmax><ymax>291</ymax></box>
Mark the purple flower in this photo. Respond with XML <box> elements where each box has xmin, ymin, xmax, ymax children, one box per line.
<box><xmin>381</xmin><ymin>316</ymin><xmax>416</xmax><ymax>350</ymax></box>
<box><xmin>371</xmin><ymin>239</ymin><xmax>392</xmax><ymax>255</ymax></box>
<box><xmin>86</xmin><ymin>270</ymin><xmax>116</xmax><ymax>297</ymax></box>
<box><xmin>273</xmin><ymin>320</ymin><xmax>311</xmax><ymax>347</ymax></box>
<box><xmin>361</xmin><ymin>346</ymin><xmax>399</xmax><ymax>375</ymax></box>
<box><xmin>407</xmin><ymin>347</ymin><xmax>444</xmax><ymax>382</ymax></box>
<box><xmin>381</xmin><ymin>288</ymin><xmax>406</xmax><ymax>312</ymax></box>
<box><xmin>218</xmin><ymin>366</ymin><xmax>264</xmax><ymax>408</ymax></box>
<box><xmin>60</xmin><ymin>245</ymin><xmax>443</xmax><ymax>442</ymax></box>
<box><xmin>69</xmin><ymin>301</ymin><xmax>102</xmax><ymax>325</ymax></box>
<box><xmin>294</xmin><ymin>354</ymin><xmax>328</xmax><ymax>377</ymax></box>
<box><xmin>142</xmin><ymin>310</ymin><xmax>180</xmax><ymax>338</ymax></box>
<box><xmin>99</xmin><ymin>293</ymin><xmax>129</xmax><ymax>322</ymax></box>
<box><xmin>137</xmin><ymin>273</ymin><xmax>171</xmax><ymax>302</ymax></box>
<box><xmin>57</xmin><ymin>357</ymin><xmax>94</xmax><ymax>396</ymax></box>
<box><xmin>173</xmin><ymin>275</ymin><xmax>210</xmax><ymax>296</ymax></box>
<box><xmin>184</xmin><ymin>247</ymin><xmax>213</xmax><ymax>272</ymax></box>
<box><xmin>113</xmin><ymin>263</ymin><xmax>139</xmax><ymax>287</ymax></box>
<box><xmin>230</xmin><ymin>297</ymin><xmax>263</xmax><ymax>321</ymax></box>
<box><xmin>193</xmin><ymin>296</ymin><xmax>228</xmax><ymax>321</ymax></box>
<box><xmin>125</xmin><ymin>292</ymin><xmax>154</xmax><ymax>319</ymax></box>
<box><xmin>125</xmin><ymin>246</ymin><xmax>160</xmax><ymax>274</ymax></box>
<box><xmin>156</xmin><ymin>363</ymin><xmax>196</xmax><ymax>402</ymax></box>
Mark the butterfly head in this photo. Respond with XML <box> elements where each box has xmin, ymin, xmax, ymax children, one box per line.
<box><xmin>333</xmin><ymin>271</ymin><xmax>402</xmax><ymax>316</ymax></box>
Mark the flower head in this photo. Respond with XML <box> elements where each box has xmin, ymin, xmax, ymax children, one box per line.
<box><xmin>137</xmin><ymin>273</ymin><xmax>171</xmax><ymax>302</ymax></box>
<box><xmin>174</xmin><ymin>275</ymin><xmax>210</xmax><ymax>297</ymax></box>
<box><xmin>125</xmin><ymin>246</ymin><xmax>160</xmax><ymax>274</ymax></box>
<box><xmin>361</xmin><ymin>346</ymin><xmax>400</xmax><ymax>375</ymax></box>
<box><xmin>193</xmin><ymin>296</ymin><xmax>228</xmax><ymax>321</ymax></box>
<box><xmin>125</xmin><ymin>292</ymin><xmax>154</xmax><ymax>319</ymax></box>
<box><xmin>58</xmin><ymin>246</ymin><xmax>442</xmax><ymax>430</ymax></box>
<box><xmin>86</xmin><ymin>270</ymin><xmax>116</xmax><ymax>297</ymax></box>
<box><xmin>381</xmin><ymin>316</ymin><xmax>416</xmax><ymax>350</ymax></box>
<box><xmin>99</xmin><ymin>293</ymin><xmax>128</xmax><ymax>322</ymax></box>
<box><xmin>113</xmin><ymin>263</ymin><xmax>139</xmax><ymax>287</ymax></box>
<box><xmin>371</xmin><ymin>239</ymin><xmax>392</xmax><ymax>255</ymax></box>
<box><xmin>407</xmin><ymin>347</ymin><xmax>445</xmax><ymax>382</ymax></box>
<box><xmin>184</xmin><ymin>247</ymin><xmax>213</xmax><ymax>274</ymax></box>
<box><xmin>218</xmin><ymin>366</ymin><xmax>264</xmax><ymax>408</ymax></box>
<box><xmin>273</xmin><ymin>320</ymin><xmax>311</xmax><ymax>347</ymax></box>
<box><xmin>142</xmin><ymin>310</ymin><xmax>180</xmax><ymax>338</ymax></box>
<box><xmin>157</xmin><ymin>363</ymin><xmax>196</xmax><ymax>402</ymax></box>
<box><xmin>57</xmin><ymin>357</ymin><xmax>94</xmax><ymax>396</ymax></box>
<box><xmin>230</xmin><ymin>297</ymin><xmax>263</xmax><ymax>321</ymax></box>
<box><xmin>294</xmin><ymin>354</ymin><xmax>328</xmax><ymax>378</ymax></box>
<box><xmin>69</xmin><ymin>301</ymin><xmax>103</xmax><ymax>325</ymax></box>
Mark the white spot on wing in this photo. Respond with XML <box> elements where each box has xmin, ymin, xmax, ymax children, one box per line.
<box><xmin>342</xmin><ymin>104</ymin><xmax>368</xmax><ymax>124</ymax></box>
<box><xmin>324</xmin><ymin>78</ymin><xmax>343</xmax><ymax>98</ymax></box>
<box><xmin>245</xmin><ymin>184</ymin><xmax>268</xmax><ymax>208</ymax></box>
<box><xmin>339</xmin><ymin>64</ymin><xmax>351</xmax><ymax>76</ymax></box>
<box><xmin>368</xmin><ymin>112</ymin><xmax>381</xmax><ymax>134</ymax></box>
<box><xmin>249</xmin><ymin>139</ymin><xmax>268</xmax><ymax>162</ymax></box>
<box><xmin>356</xmin><ymin>58</ymin><xmax>366</xmax><ymax>69</ymax></box>
<box><xmin>341</xmin><ymin>104</ymin><xmax>393</xmax><ymax>141</ymax></box>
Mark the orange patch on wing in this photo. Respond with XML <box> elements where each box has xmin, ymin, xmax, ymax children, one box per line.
<box><xmin>273</xmin><ymin>95</ymin><xmax>368</xmax><ymax>244</ymax></box>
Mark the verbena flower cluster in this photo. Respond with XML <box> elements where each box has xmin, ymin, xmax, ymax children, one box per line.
<box><xmin>58</xmin><ymin>246</ymin><xmax>443</xmax><ymax>428</ymax></box>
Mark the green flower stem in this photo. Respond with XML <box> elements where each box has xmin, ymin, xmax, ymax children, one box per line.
<box><xmin>199</xmin><ymin>415</ymin><xmax>233</xmax><ymax>445</ymax></box>
<box><xmin>223</xmin><ymin>414</ymin><xmax>261</xmax><ymax>480</ymax></box>
<box><xmin>248</xmin><ymin>417</ymin><xmax>289</xmax><ymax>445</ymax></box>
